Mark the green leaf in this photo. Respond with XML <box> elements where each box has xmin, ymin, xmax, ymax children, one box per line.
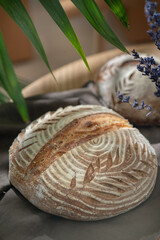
<box><xmin>0</xmin><ymin>0</ymin><xmax>53</xmax><ymax>74</ymax></box>
<box><xmin>0</xmin><ymin>91</ymin><xmax>9</xmax><ymax>103</ymax></box>
<box><xmin>0</xmin><ymin>31</ymin><xmax>29</xmax><ymax>122</ymax></box>
<box><xmin>71</xmin><ymin>0</ymin><xmax>128</xmax><ymax>53</ymax></box>
<box><xmin>39</xmin><ymin>0</ymin><xmax>90</xmax><ymax>71</ymax></box>
<box><xmin>104</xmin><ymin>0</ymin><xmax>129</xmax><ymax>29</ymax></box>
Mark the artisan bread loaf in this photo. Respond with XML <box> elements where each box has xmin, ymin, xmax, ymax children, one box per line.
<box><xmin>95</xmin><ymin>54</ymin><xmax>160</xmax><ymax>125</ymax></box>
<box><xmin>9</xmin><ymin>105</ymin><xmax>158</xmax><ymax>221</ymax></box>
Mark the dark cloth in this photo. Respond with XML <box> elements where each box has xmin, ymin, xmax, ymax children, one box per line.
<box><xmin>0</xmin><ymin>81</ymin><xmax>160</xmax><ymax>240</ymax></box>
<box><xmin>0</xmin><ymin>81</ymin><xmax>102</xmax><ymax>135</ymax></box>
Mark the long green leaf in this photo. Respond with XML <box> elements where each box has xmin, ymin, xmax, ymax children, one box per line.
<box><xmin>0</xmin><ymin>0</ymin><xmax>52</xmax><ymax>74</ymax></box>
<box><xmin>71</xmin><ymin>0</ymin><xmax>128</xmax><ymax>53</ymax></box>
<box><xmin>104</xmin><ymin>0</ymin><xmax>129</xmax><ymax>29</ymax></box>
<box><xmin>0</xmin><ymin>91</ymin><xmax>9</xmax><ymax>103</ymax></box>
<box><xmin>39</xmin><ymin>0</ymin><xmax>90</xmax><ymax>71</ymax></box>
<box><xmin>0</xmin><ymin>32</ymin><xmax>29</xmax><ymax>122</ymax></box>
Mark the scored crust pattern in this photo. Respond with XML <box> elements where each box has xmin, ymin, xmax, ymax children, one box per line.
<box><xmin>9</xmin><ymin>105</ymin><xmax>158</xmax><ymax>221</ymax></box>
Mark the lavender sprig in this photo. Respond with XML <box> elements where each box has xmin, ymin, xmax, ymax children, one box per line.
<box><xmin>117</xmin><ymin>1</ymin><xmax>159</xmax><ymax>118</ymax></box>
<box><xmin>117</xmin><ymin>91</ymin><xmax>152</xmax><ymax>117</ymax></box>
<box><xmin>145</xmin><ymin>0</ymin><xmax>160</xmax><ymax>49</ymax></box>
<box><xmin>131</xmin><ymin>49</ymin><xmax>160</xmax><ymax>97</ymax></box>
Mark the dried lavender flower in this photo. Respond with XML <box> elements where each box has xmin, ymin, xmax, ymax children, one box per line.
<box><xmin>122</xmin><ymin>96</ymin><xmax>130</xmax><ymax>103</ymax></box>
<box><xmin>117</xmin><ymin>92</ymin><xmax>152</xmax><ymax>117</ymax></box>
<box><xmin>145</xmin><ymin>0</ymin><xmax>160</xmax><ymax>49</ymax></box>
<box><xmin>132</xmin><ymin>49</ymin><xmax>140</xmax><ymax>59</ymax></box>
<box><xmin>132</xmin><ymin>99</ymin><xmax>139</xmax><ymax>108</ymax></box>
<box><xmin>116</xmin><ymin>1</ymin><xmax>159</xmax><ymax>119</ymax></box>
<box><xmin>146</xmin><ymin>111</ymin><xmax>152</xmax><ymax>117</ymax></box>
<box><xmin>117</xmin><ymin>91</ymin><xmax>124</xmax><ymax>100</ymax></box>
<box><xmin>131</xmin><ymin>50</ymin><xmax>160</xmax><ymax>97</ymax></box>
<box><xmin>137</xmin><ymin>100</ymin><xmax>145</xmax><ymax>110</ymax></box>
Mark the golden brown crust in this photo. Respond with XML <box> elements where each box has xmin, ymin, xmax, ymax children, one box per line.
<box><xmin>25</xmin><ymin>113</ymin><xmax>131</xmax><ymax>181</ymax></box>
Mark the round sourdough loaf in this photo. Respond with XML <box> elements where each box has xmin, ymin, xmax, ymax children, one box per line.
<box><xmin>95</xmin><ymin>54</ymin><xmax>160</xmax><ymax>125</ymax></box>
<box><xmin>9</xmin><ymin>105</ymin><xmax>158</xmax><ymax>221</ymax></box>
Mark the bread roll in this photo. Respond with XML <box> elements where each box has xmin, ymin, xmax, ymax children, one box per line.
<box><xmin>9</xmin><ymin>105</ymin><xmax>158</xmax><ymax>221</ymax></box>
<box><xmin>95</xmin><ymin>54</ymin><xmax>160</xmax><ymax>125</ymax></box>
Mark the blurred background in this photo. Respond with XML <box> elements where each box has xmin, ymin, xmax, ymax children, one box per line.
<box><xmin>0</xmin><ymin>0</ymin><xmax>151</xmax><ymax>84</ymax></box>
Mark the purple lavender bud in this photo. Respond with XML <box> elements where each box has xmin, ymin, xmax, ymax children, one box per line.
<box><xmin>146</xmin><ymin>63</ymin><xmax>151</xmax><ymax>69</ymax></box>
<box><xmin>122</xmin><ymin>96</ymin><xmax>130</xmax><ymax>103</ymax></box>
<box><xmin>152</xmin><ymin>67</ymin><xmax>158</xmax><ymax>71</ymax></box>
<box><xmin>137</xmin><ymin>100</ymin><xmax>145</xmax><ymax>110</ymax></box>
<box><xmin>157</xmin><ymin>71</ymin><xmax>160</xmax><ymax>77</ymax></box>
<box><xmin>117</xmin><ymin>91</ymin><xmax>123</xmax><ymax>100</ymax></box>
<box><xmin>142</xmin><ymin>67</ymin><xmax>150</xmax><ymax>75</ymax></box>
<box><xmin>132</xmin><ymin>49</ymin><xmax>140</xmax><ymax>59</ymax></box>
<box><xmin>150</xmin><ymin>56</ymin><xmax>156</xmax><ymax>64</ymax></box>
<box><xmin>146</xmin><ymin>112</ymin><xmax>151</xmax><ymax>117</ymax></box>
<box><xmin>154</xmin><ymin>90</ymin><xmax>160</xmax><ymax>97</ymax></box>
<box><xmin>145</xmin><ymin>0</ymin><xmax>160</xmax><ymax>51</ymax></box>
<box><xmin>137</xmin><ymin>64</ymin><xmax>144</xmax><ymax>72</ymax></box>
<box><xmin>147</xmin><ymin>30</ymin><xmax>154</xmax><ymax>38</ymax></box>
<box><xmin>140</xmin><ymin>57</ymin><xmax>145</xmax><ymax>64</ymax></box>
<box><xmin>154</xmin><ymin>12</ymin><xmax>160</xmax><ymax>21</ymax></box>
<box><xmin>147</xmin><ymin>105</ymin><xmax>152</xmax><ymax>111</ymax></box>
<box><xmin>150</xmin><ymin>23</ymin><xmax>157</xmax><ymax>29</ymax></box>
<box><xmin>144</xmin><ymin>104</ymin><xmax>148</xmax><ymax>108</ymax></box>
<box><xmin>141</xmin><ymin>100</ymin><xmax>145</xmax><ymax>108</ymax></box>
<box><xmin>132</xmin><ymin>99</ymin><xmax>139</xmax><ymax>108</ymax></box>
